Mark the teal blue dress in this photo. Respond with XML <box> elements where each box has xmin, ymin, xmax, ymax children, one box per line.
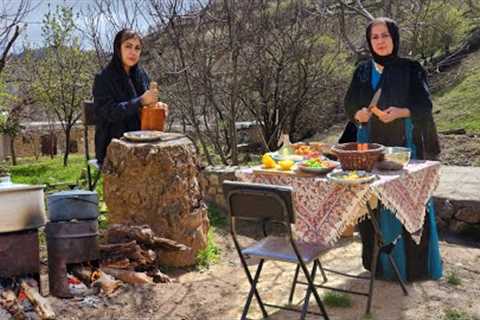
<box><xmin>356</xmin><ymin>62</ymin><xmax>442</xmax><ymax>281</ymax></box>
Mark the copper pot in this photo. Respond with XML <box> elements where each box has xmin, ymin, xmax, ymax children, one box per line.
<box><xmin>141</xmin><ymin>106</ymin><xmax>165</xmax><ymax>131</ymax></box>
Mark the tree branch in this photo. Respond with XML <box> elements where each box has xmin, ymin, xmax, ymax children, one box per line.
<box><xmin>0</xmin><ymin>25</ymin><xmax>21</xmax><ymax>74</ymax></box>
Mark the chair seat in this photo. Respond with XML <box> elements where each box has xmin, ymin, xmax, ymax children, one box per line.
<box><xmin>242</xmin><ymin>236</ymin><xmax>330</xmax><ymax>264</ymax></box>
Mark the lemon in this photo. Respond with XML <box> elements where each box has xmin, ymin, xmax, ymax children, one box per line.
<box><xmin>262</xmin><ymin>154</ymin><xmax>276</xmax><ymax>169</ymax></box>
<box><xmin>278</xmin><ymin>159</ymin><xmax>294</xmax><ymax>171</ymax></box>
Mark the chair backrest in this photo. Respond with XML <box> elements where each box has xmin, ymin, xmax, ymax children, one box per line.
<box><xmin>223</xmin><ymin>180</ymin><xmax>295</xmax><ymax>224</ymax></box>
<box><xmin>83</xmin><ymin>100</ymin><xmax>96</xmax><ymax>126</ymax></box>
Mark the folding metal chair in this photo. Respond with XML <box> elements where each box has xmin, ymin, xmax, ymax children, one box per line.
<box><xmin>288</xmin><ymin>202</ymin><xmax>408</xmax><ymax>315</ymax></box>
<box><xmin>223</xmin><ymin>181</ymin><xmax>330</xmax><ymax>320</ymax></box>
<box><xmin>83</xmin><ymin>100</ymin><xmax>101</xmax><ymax>191</ymax></box>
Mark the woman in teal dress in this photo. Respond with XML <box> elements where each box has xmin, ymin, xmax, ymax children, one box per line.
<box><xmin>344</xmin><ymin>17</ymin><xmax>442</xmax><ymax>281</ymax></box>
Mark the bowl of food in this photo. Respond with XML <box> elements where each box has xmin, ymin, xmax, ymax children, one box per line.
<box><xmin>331</xmin><ymin>143</ymin><xmax>384</xmax><ymax>171</ymax></box>
<box><xmin>297</xmin><ymin>158</ymin><xmax>338</xmax><ymax>174</ymax></box>
<box><xmin>376</xmin><ymin>147</ymin><xmax>411</xmax><ymax>170</ymax></box>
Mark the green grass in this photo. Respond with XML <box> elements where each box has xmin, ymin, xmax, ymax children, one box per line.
<box><xmin>446</xmin><ymin>271</ymin><xmax>462</xmax><ymax>286</ymax></box>
<box><xmin>433</xmin><ymin>52</ymin><xmax>480</xmax><ymax>134</ymax></box>
<box><xmin>195</xmin><ymin>204</ymin><xmax>224</xmax><ymax>269</ymax></box>
<box><xmin>443</xmin><ymin>309</ymin><xmax>473</xmax><ymax>320</ymax></box>
<box><xmin>322</xmin><ymin>292</ymin><xmax>352</xmax><ymax>308</ymax></box>
<box><xmin>196</xmin><ymin>228</ymin><xmax>220</xmax><ymax>269</ymax></box>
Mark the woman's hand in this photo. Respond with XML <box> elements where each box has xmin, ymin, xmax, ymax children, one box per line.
<box><xmin>354</xmin><ymin>107</ymin><xmax>371</xmax><ymax>123</ymax></box>
<box><xmin>378</xmin><ymin>107</ymin><xmax>411</xmax><ymax>123</ymax></box>
<box><xmin>156</xmin><ymin>101</ymin><xmax>169</xmax><ymax>118</ymax></box>
<box><xmin>141</xmin><ymin>88</ymin><xmax>158</xmax><ymax>106</ymax></box>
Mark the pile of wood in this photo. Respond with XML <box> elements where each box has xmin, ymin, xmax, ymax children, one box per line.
<box><xmin>0</xmin><ymin>278</ymin><xmax>55</xmax><ymax>320</ymax></box>
<box><xmin>0</xmin><ymin>225</ymin><xmax>190</xmax><ymax>319</ymax></box>
<box><xmin>76</xmin><ymin>224</ymin><xmax>190</xmax><ymax>296</ymax></box>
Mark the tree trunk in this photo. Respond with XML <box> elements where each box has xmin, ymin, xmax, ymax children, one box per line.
<box><xmin>9</xmin><ymin>135</ymin><xmax>16</xmax><ymax>166</ymax></box>
<box><xmin>63</xmin><ymin>126</ymin><xmax>71</xmax><ymax>166</ymax></box>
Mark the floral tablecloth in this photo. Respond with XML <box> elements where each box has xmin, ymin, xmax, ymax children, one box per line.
<box><xmin>236</xmin><ymin>160</ymin><xmax>440</xmax><ymax>245</ymax></box>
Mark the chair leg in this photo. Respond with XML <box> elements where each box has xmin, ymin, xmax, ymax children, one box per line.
<box><xmin>300</xmin><ymin>260</ymin><xmax>318</xmax><ymax>320</ymax></box>
<box><xmin>297</xmin><ymin>259</ymin><xmax>330</xmax><ymax>320</ymax></box>
<box><xmin>316</xmin><ymin>259</ymin><xmax>328</xmax><ymax>283</ymax></box>
<box><xmin>366</xmin><ymin>232</ymin><xmax>380</xmax><ymax>315</ymax></box>
<box><xmin>288</xmin><ymin>264</ymin><xmax>301</xmax><ymax>305</ymax></box>
<box><xmin>241</xmin><ymin>259</ymin><xmax>268</xmax><ymax>320</ymax></box>
<box><xmin>387</xmin><ymin>254</ymin><xmax>408</xmax><ymax>296</ymax></box>
<box><xmin>91</xmin><ymin>169</ymin><xmax>101</xmax><ymax>191</ymax></box>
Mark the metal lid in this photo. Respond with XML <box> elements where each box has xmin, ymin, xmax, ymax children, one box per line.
<box><xmin>48</xmin><ymin>190</ymin><xmax>98</xmax><ymax>200</ymax></box>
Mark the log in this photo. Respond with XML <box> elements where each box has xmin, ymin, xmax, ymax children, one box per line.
<box><xmin>106</xmin><ymin>224</ymin><xmax>190</xmax><ymax>252</ymax></box>
<box><xmin>99</xmin><ymin>241</ymin><xmax>155</xmax><ymax>267</ymax></box>
<box><xmin>91</xmin><ymin>270</ymin><xmax>122</xmax><ymax>296</ymax></box>
<box><xmin>20</xmin><ymin>281</ymin><xmax>55</xmax><ymax>320</ymax></box>
<box><xmin>102</xmin><ymin>268</ymin><xmax>153</xmax><ymax>284</ymax></box>
<box><xmin>100</xmin><ymin>258</ymin><xmax>132</xmax><ymax>270</ymax></box>
<box><xmin>71</xmin><ymin>265</ymin><xmax>94</xmax><ymax>286</ymax></box>
<box><xmin>0</xmin><ymin>288</ymin><xmax>27</xmax><ymax>320</ymax></box>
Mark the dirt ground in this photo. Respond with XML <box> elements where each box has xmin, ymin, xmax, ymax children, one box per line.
<box><xmin>38</xmin><ymin>224</ymin><xmax>480</xmax><ymax>320</ymax></box>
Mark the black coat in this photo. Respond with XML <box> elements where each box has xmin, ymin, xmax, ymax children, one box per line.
<box><xmin>93</xmin><ymin>65</ymin><xmax>149</xmax><ymax>164</ymax></box>
<box><xmin>344</xmin><ymin>58</ymin><xmax>440</xmax><ymax>159</ymax></box>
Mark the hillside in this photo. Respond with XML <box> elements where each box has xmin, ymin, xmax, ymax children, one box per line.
<box><xmin>433</xmin><ymin>51</ymin><xmax>480</xmax><ymax>134</ymax></box>
<box><xmin>431</xmin><ymin>51</ymin><xmax>480</xmax><ymax>166</ymax></box>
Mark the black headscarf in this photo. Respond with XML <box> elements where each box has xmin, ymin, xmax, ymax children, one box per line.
<box><xmin>366</xmin><ymin>17</ymin><xmax>400</xmax><ymax>66</ymax></box>
<box><xmin>108</xmin><ymin>29</ymin><xmax>146</xmax><ymax>97</ymax></box>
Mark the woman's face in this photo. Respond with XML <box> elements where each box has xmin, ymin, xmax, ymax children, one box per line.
<box><xmin>120</xmin><ymin>37</ymin><xmax>142</xmax><ymax>69</ymax></box>
<box><xmin>370</xmin><ymin>23</ymin><xmax>394</xmax><ymax>56</ymax></box>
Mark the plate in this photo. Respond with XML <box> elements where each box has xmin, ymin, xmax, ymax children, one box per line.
<box><xmin>123</xmin><ymin>131</ymin><xmax>163</xmax><ymax>142</ymax></box>
<box><xmin>269</xmin><ymin>152</ymin><xmax>304</xmax><ymax>162</ymax></box>
<box><xmin>327</xmin><ymin>170</ymin><xmax>377</xmax><ymax>185</ymax></box>
<box><xmin>297</xmin><ymin>160</ymin><xmax>338</xmax><ymax>174</ymax></box>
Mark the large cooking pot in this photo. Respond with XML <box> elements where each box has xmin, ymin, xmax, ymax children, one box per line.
<box><xmin>0</xmin><ymin>184</ymin><xmax>46</xmax><ymax>233</ymax></box>
<box><xmin>47</xmin><ymin>190</ymin><xmax>99</xmax><ymax>222</ymax></box>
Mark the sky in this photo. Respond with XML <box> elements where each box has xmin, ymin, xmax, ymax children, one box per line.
<box><xmin>14</xmin><ymin>0</ymin><xmax>149</xmax><ymax>50</ymax></box>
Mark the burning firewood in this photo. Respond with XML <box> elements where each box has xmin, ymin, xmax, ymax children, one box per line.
<box><xmin>20</xmin><ymin>280</ymin><xmax>56</xmax><ymax>319</ymax></box>
<box><xmin>71</xmin><ymin>265</ymin><xmax>95</xmax><ymax>287</ymax></box>
<box><xmin>106</xmin><ymin>225</ymin><xmax>190</xmax><ymax>252</ymax></box>
<box><xmin>91</xmin><ymin>270</ymin><xmax>122</xmax><ymax>296</ymax></box>
<box><xmin>0</xmin><ymin>288</ymin><xmax>27</xmax><ymax>320</ymax></box>
<box><xmin>101</xmin><ymin>268</ymin><xmax>153</xmax><ymax>285</ymax></box>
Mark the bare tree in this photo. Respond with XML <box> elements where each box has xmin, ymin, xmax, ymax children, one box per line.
<box><xmin>28</xmin><ymin>5</ymin><xmax>96</xmax><ymax>166</ymax></box>
<box><xmin>0</xmin><ymin>0</ymin><xmax>34</xmax><ymax>74</ymax></box>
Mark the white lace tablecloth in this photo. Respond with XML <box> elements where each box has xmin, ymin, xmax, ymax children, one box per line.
<box><xmin>236</xmin><ymin>160</ymin><xmax>441</xmax><ymax>245</ymax></box>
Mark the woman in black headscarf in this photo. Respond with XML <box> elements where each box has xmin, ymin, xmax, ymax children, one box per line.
<box><xmin>93</xmin><ymin>29</ymin><xmax>168</xmax><ymax>166</ymax></box>
<box><xmin>344</xmin><ymin>17</ymin><xmax>442</xmax><ymax>281</ymax></box>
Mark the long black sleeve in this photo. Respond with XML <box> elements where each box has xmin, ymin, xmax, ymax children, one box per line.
<box><xmin>407</xmin><ymin>62</ymin><xmax>432</xmax><ymax>123</ymax></box>
<box><xmin>93</xmin><ymin>73</ymin><xmax>142</xmax><ymax>124</ymax></box>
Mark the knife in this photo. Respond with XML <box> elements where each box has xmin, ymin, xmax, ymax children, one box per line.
<box><xmin>357</xmin><ymin>88</ymin><xmax>383</xmax><ymax>151</ymax></box>
<box><xmin>368</xmin><ymin>88</ymin><xmax>385</xmax><ymax>117</ymax></box>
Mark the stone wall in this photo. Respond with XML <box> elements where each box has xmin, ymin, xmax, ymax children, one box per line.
<box><xmin>433</xmin><ymin>197</ymin><xmax>480</xmax><ymax>235</ymax></box>
<box><xmin>1</xmin><ymin>124</ymin><xmax>95</xmax><ymax>160</ymax></box>
<box><xmin>199</xmin><ymin>165</ymin><xmax>245</xmax><ymax>212</ymax></box>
